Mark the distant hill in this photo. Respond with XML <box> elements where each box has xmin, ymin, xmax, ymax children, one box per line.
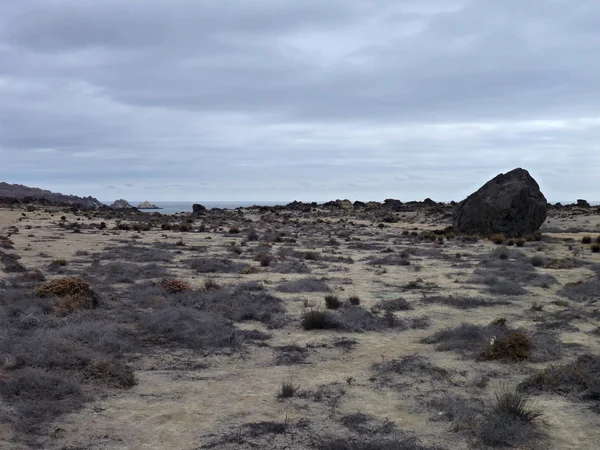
<box><xmin>0</xmin><ymin>182</ymin><xmax>103</xmax><ymax>209</ymax></box>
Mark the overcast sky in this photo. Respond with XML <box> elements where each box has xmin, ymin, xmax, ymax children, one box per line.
<box><xmin>1</xmin><ymin>0</ymin><xmax>599</xmax><ymax>202</ymax></box>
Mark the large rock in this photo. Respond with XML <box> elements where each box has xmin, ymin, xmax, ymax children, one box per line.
<box><xmin>110</xmin><ymin>199</ymin><xmax>134</xmax><ymax>209</ymax></box>
<box><xmin>452</xmin><ymin>168</ymin><xmax>547</xmax><ymax>236</ymax></box>
<box><xmin>192</xmin><ymin>203</ymin><xmax>207</xmax><ymax>214</ymax></box>
<box><xmin>137</xmin><ymin>201</ymin><xmax>161</xmax><ymax>209</ymax></box>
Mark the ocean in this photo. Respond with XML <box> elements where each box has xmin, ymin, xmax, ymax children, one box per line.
<box><xmin>113</xmin><ymin>201</ymin><xmax>286</xmax><ymax>215</ymax></box>
<box><xmin>106</xmin><ymin>200</ymin><xmax>600</xmax><ymax>215</ymax></box>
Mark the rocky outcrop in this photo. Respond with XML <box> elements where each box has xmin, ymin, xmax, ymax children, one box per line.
<box><xmin>0</xmin><ymin>182</ymin><xmax>103</xmax><ymax>209</ymax></box>
<box><xmin>192</xmin><ymin>203</ymin><xmax>207</xmax><ymax>214</ymax></box>
<box><xmin>383</xmin><ymin>199</ymin><xmax>403</xmax><ymax>211</ymax></box>
<box><xmin>110</xmin><ymin>199</ymin><xmax>134</xmax><ymax>209</ymax></box>
<box><xmin>576</xmin><ymin>199</ymin><xmax>591</xmax><ymax>208</ymax></box>
<box><xmin>285</xmin><ymin>201</ymin><xmax>316</xmax><ymax>212</ymax></box>
<box><xmin>323</xmin><ymin>199</ymin><xmax>353</xmax><ymax>210</ymax></box>
<box><xmin>452</xmin><ymin>168</ymin><xmax>548</xmax><ymax>236</ymax></box>
<box><xmin>137</xmin><ymin>201</ymin><xmax>161</xmax><ymax>209</ymax></box>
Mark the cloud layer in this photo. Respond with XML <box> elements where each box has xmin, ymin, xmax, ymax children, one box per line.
<box><xmin>1</xmin><ymin>0</ymin><xmax>599</xmax><ymax>201</ymax></box>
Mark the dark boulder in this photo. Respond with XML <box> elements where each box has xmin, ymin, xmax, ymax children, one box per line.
<box><xmin>383</xmin><ymin>199</ymin><xmax>403</xmax><ymax>211</ymax></box>
<box><xmin>353</xmin><ymin>200</ymin><xmax>366</xmax><ymax>209</ymax></box>
<box><xmin>192</xmin><ymin>203</ymin><xmax>207</xmax><ymax>214</ymax></box>
<box><xmin>576</xmin><ymin>199</ymin><xmax>591</xmax><ymax>208</ymax></box>
<box><xmin>452</xmin><ymin>168</ymin><xmax>547</xmax><ymax>236</ymax></box>
<box><xmin>423</xmin><ymin>198</ymin><xmax>437</xmax><ymax>207</ymax></box>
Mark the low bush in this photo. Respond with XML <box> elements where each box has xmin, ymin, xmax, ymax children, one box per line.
<box><xmin>184</xmin><ymin>257</ymin><xmax>249</xmax><ymax>274</ymax></box>
<box><xmin>278</xmin><ymin>278</ymin><xmax>331</xmax><ymax>293</ymax></box>
<box><xmin>324</xmin><ymin>295</ymin><xmax>342</xmax><ymax>310</ymax></box>
<box><xmin>490</xmin><ymin>233</ymin><xmax>506</xmax><ymax>244</ymax></box>
<box><xmin>481</xmin><ymin>331</ymin><xmax>533</xmax><ymax>361</ymax></box>
<box><xmin>372</xmin><ymin>297</ymin><xmax>413</xmax><ymax>312</ymax></box>
<box><xmin>520</xmin><ymin>353</ymin><xmax>600</xmax><ymax>403</ymax></box>
<box><xmin>347</xmin><ymin>295</ymin><xmax>361</xmax><ymax>306</ymax></box>
<box><xmin>141</xmin><ymin>307</ymin><xmax>242</xmax><ymax>352</ymax></box>
<box><xmin>530</xmin><ymin>255</ymin><xmax>546</xmax><ymax>267</ymax></box>
<box><xmin>159</xmin><ymin>278</ymin><xmax>192</xmax><ymax>293</ymax></box>
<box><xmin>301</xmin><ymin>310</ymin><xmax>340</xmax><ymax>330</ymax></box>
<box><xmin>422</xmin><ymin>295</ymin><xmax>508</xmax><ymax>309</ymax></box>
<box><xmin>80</xmin><ymin>358</ymin><xmax>137</xmax><ymax>389</ymax></box>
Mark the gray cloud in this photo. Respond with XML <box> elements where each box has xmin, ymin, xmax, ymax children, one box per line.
<box><xmin>1</xmin><ymin>0</ymin><xmax>599</xmax><ymax>202</ymax></box>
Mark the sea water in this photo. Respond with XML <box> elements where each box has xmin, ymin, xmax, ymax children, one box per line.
<box><xmin>128</xmin><ymin>201</ymin><xmax>285</xmax><ymax>215</ymax></box>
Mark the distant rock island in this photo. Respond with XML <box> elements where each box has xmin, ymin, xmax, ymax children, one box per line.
<box><xmin>110</xmin><ymin>199</ymin><xmax>135</xmax><ymax>209</ymax></box>
<box><xmin>137</xmin><ymin>201</ymin><xmax>161</xmax><ymax>209</ymax></box>
<box><xmin>0</xmin><ymin>182</ymin><xmax>103</xmax><ymax>209</ymax></box>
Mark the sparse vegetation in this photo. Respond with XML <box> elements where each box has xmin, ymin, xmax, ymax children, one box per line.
<box><xmin>324</xmin><ymin>294</ymin><xmax>342</xmax><ymax>309</ymax></box>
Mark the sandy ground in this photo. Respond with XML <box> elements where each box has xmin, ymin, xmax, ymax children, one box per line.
<box><xmin>1</xmin><ymin>205</ymin><xmax>600</xmax><ymax>450</ymax></box>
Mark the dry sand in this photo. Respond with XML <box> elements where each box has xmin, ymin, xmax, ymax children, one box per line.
<box><xmin>1</xmin><ymin>205</ymin><xmax>600</xmax><ymax>449</ymax></box>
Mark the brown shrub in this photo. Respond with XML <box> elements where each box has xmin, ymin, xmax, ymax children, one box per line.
<box><xmin>159</xmin><ymin>278</ymin><xmax>192</xmax><ymax>293</ymax></box>
<box><xmin>36</xmin><ymin>277</ymin><xmax>92</xmax><ymax>298</ymax></box>
<box><xmin>36</xmin><ymin>277</ymin><xmax>97</xmax><ymax>316</ymax></box>
<box><xmin>490</xmin><ymin>233</ymin><xmax>506</xmax><ymax>245</ymax></box>
<box><xmin>482</xmin><ymin>331</ymin><xmax>532</xmax><ymax>361</ymax></box>
<box><xmin>53</xmin><ymin>294</ymin><xmax>96</xmax><ymax>317</ymax></box>
<box><xmin>514</xmin><ymin>238</ymin><xmax>526</xmax><ymax>247</ymax></box>
<box><xmin>80</xmin><ymin>358</ymin><xmax>137</xmax><ymax>389</ymax></box>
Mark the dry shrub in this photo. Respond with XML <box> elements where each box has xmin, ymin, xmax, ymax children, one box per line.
<box><xmin>544</xmin><ymin>258</ymin><xmax>577</xmax><ymax>269</ymax></box>
<box><xmin>514</xmin><ymin>238</ymin><xmax>526</xmax><ymax>247</ymax></box>
<box><xmin>582</xmin><ymin>235</ymin><xmax>592</xmax><ymax>244</ymax></box>
<box><xmin>490</xmin><ymin>233</ymin><xmax>506</xmax><ymax>245</ymax></box>
<box><xmin>159</xmin><ymin>278</ymin><xmax>192</xmax><ymax>293</ymax></box>
<box><xmin>324</xmin><ymin>295</ymin><xmax>342</xmax><ymax>310</ymax></box>
<box><xmin>52</xmin><ymin>294</ymin><xmax>96</xmax><ymax>317</ymax></box>
<box><xmin>36</xmin><ymin>277</ymin><xmax>97</xmax><ymax>316</ymax></box>
<box><xmin>482</xmin><ymin>331</ymin><xmax>532</xmax><ymax>361</ymax></box>
<box><xmin>36</xmin><ymin>277</ymin><xmax>92</xmax><ymax>298</ymax></box>
<box><xmin>80</xmin><ymin>358</ymin><xmax>137</xmax><ymax>389</ymax></box>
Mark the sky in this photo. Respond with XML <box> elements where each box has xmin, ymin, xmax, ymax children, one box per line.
<box><xmin>1</xmin><ymin>0</ymin><xmax>599</xmax><ymax>203</ymax></box>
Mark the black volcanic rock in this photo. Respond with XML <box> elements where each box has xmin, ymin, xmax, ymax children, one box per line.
<box><xmin>192</xmin><ymin>203</ymin><xmax>207</xmax><ymax>214</ymax></box>
<box><xmin>576</xmin><ymin>199</ymin><xmax>591</xmax><ymax>208</ymax></box>
<box><xmin>452</xmin><ymin>168</ymin><xmax>548</xmax><ymax>236</ymax></box>
<box><xmin>423</xmin><ymin>198</ymin><xmax>437</xmax><ymax>207</ymax></box>
<box><xmin>383</xmin><ymin>199</ymin><xmax>403</xmax><ymax>211</ymax></box>
<box><xmin>285</xmin><ymin>201</ymin><xmax>315</xmax><ymax>212</ymax></box>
